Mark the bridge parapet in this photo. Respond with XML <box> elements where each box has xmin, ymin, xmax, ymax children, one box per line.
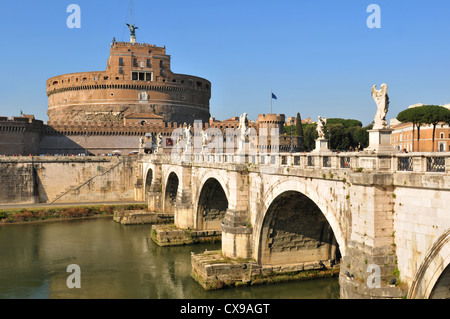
<box><xmin>141</xmin><ymin>152</ymin><xmax>450</xmax><ymax>174</ymax></box>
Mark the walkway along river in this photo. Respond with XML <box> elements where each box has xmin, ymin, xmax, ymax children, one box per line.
<box><xmin>0</xmin><ymin>218</ymin><xmax>339</xmax><ymax>299</ymax></box>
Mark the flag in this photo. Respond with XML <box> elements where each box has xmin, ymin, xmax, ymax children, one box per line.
<box><xmin>272</xmin><ymin>93</ymin><xmax>277</xmax><ymax>100</ymax></box>
<box><xmin>20</xmin><ymin>110</ymin><xmax>23</xmax><ymax>115</ymax></box>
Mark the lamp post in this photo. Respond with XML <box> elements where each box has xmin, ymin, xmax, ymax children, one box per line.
<box><xmin>84</xmin><ymin>126</ymin><xmax>88</xmax><ymax>156</ymax></box>
<box><xmin>290</xmin><ymin>119</ymin><xmax>294</xmax><ymax>153</ymax></box>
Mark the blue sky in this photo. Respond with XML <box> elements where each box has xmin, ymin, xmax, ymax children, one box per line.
<box><xmin>0</xmin><ymin>0</ymin><xmax>449</xmax><ymax>126</ymax></box>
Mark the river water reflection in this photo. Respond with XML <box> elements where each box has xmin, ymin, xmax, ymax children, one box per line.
<box><xmin>0</xmin><ymin>218</ymin><xmax>339</xmax><ymax>299</ymax></box>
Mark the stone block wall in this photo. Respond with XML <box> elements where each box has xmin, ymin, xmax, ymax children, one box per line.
<box><xmin>0</xmin><ymin>157</ymin><xmax>138</xmax><ymax>205</ymax></box>
<box><xmin>0</xmin><ymin>161</ymin><xmax>36</xmax><ymax>204</ymax></box>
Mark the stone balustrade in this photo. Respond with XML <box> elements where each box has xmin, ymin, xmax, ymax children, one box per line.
<box><xmin>143</xmin><ymin>151</ymin><xmax>450</xmax><ymax>174</ymax></box>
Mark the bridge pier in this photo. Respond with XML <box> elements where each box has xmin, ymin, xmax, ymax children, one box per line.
<box><xmin>222</xmin><ymin>209</ymin><xmax>253</xmax><ymax>259</ymax></box>
<box><xmin>175</xmin><ymin>165</ymin><xmax>195</xmax><ymax>228</ymax></box>
<box><xmin>147</xmin><ymin>192</ymin><xmax>163</xmax><ymax>212</ymax></box>
<box><xmin>339</xmin><ymin>182</ymin><xmax>407</xmax><ymax>299</ymax></box>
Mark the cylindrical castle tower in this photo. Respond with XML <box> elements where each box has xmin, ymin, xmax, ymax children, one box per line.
<box><xmin>256</xmin><ymin>114</ymin><xmax>286</xmax><ymax>135</ymax></box>
<box><xmin>46</xmin><ymin>39</ymin><xmax>211</xmax><ymax>125</ymax></box>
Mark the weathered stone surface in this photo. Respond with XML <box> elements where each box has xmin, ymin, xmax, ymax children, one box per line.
<box><xmin>0</xmin><ymin>156</ymin><xmax>138</xmax><ymax>205</ymax></box>
<box><xmin>150</xmin><ymin>224</ymin><xmax>221</xmax><ymax>247</ymax></box>
<box><xmin>191</xmin><ymin>250</ymin><xmax>339</xmax><ymax>291</ymax></box>
<box><xmin>113</xmin><ymin>210</ymin><xmax>173</xmax><ymax>225</ymax></box>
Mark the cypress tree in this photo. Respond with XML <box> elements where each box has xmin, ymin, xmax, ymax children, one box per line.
<box><xmin>295</xmin><ymin>112</ymin><xmax>305</xmax><ymax>151</ymax></box>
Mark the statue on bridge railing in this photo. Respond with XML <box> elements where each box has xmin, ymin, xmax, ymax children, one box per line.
<box><xmin>317</xmin><ymin>116</ymin><xmax>327</xmax><ymax>139</ymax></box>
<box><xmin>156</xmin><ymin>132</ymin><xmax>162</xmax><ymax>149</ymax></box>
<box><xmin>371</xmin><ymin>83</ymin><xmax>390</xmax><ymax>130</ymax></box>
<box><xmin>239</xmin><ymin>113</ymin><xmax>252</xmax><ymax>142</ymax></box>
<box><xmin>238</xmin><ymin>113</ymin><xmax>252</xmax><ymax>152</ymax></box>
<box><xmin>201</xmin><ymin>130</ymin><xmax>208</xmax><ymax>148</ymax></box>
<box><xmin>184</xmin><ymin>125</ymin><xmax>192</xmax><ymax>144</ymax></box>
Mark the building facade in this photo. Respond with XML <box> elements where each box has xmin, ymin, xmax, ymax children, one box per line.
<box><xmin>391</xmin><ymin>122</ymin><xmax>450</xmax><ymax>152</ymax></box>
<box><xmin>391</xmin><ymin>103</ymin><xmax>450</xmax><ymax>152</ymax></box>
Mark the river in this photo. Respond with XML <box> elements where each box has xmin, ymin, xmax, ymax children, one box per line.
<box><xmin>0</xmin><ymin>218</ymin><xmax>339</xmax><ymax>299</ymax></box>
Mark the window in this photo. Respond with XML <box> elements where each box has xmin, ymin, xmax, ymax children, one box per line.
<box><xmin>133</xmin><ymin>58</ymin><xmax>138</xmax><ymax>67</ymax></box>
<box><xmin>119</xmin><ymin>58</ymin><xmax>124</xmax><ymax>66</ymax></box>
<box><xmin>147</xmin><ymin>59</ymin><xmax>151</xmax><ymax>68</ymax></box>
<box><xmin>160</xmin><ymin>60</ymin><xmax>163</xmax><ymax>68</ymax></box>
<box><xmin>119</xmin><ymin>68</ymin><xmax>123</xmax><ymax>74</ymax></box>
<box><xmin>133</xmin><ymin>72</ymin><xmax>152</xmax><ymax>81</ymax></box>
<box><xmin>440</xmin><ymin>133</ymin><xmax>444</xmax><ymax>139</ymax></box>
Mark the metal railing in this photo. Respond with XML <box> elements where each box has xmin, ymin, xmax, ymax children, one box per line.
<box><xmin>340</xmin><ymin>157</ymin><xmax>351</xmax><ymax>169</ymax></box>
<box><xmin>398</xmin><ymin>157</ymin><xmax>413</xmax><ymax>171</ymax></box>
<box><xmin>427</xmin><ymin>157</ymin><xmax>446</xmax><ymax>172</ymax></box>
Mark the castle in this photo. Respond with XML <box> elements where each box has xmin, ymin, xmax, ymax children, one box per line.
<box><xmin>46</xmin><ymin>39</ymin><xmax>211</xmax><ymax>125</ymax></box>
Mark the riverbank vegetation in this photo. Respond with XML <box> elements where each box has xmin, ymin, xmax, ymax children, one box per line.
<box><xmin>0</xmin><ymin>204</ymin><xmax>147</xmax><ymax>224</ymax></box>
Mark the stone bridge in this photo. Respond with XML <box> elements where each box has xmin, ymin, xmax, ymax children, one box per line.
<box><xmin>136</xmin><ymin>152</ymin><xmax>450</xmax><ymax>299</ymax></box>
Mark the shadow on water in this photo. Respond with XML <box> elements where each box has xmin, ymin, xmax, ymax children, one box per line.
<box><xmin>0</xmin><ymin>218</ymin><xmax>339</xmax><ymax>299</ymax></box>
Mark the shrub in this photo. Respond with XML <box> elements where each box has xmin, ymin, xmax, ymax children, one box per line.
<box><xmin>99</xmin><ymin>206</ymin><xmax>114</xmax><ymax>215</ymax></box>
<box><xmin>14</xmin><ymin>210</ymin><xmax>35</xmax><ymax>222</ymax></box>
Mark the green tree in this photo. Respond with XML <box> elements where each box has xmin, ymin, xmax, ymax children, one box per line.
<box><xmin>298</xmin><ymin>118</ymin><xmax>370</xmax><ymax>152</ymax></box>
<box><xmin>325</xmin><ymin>124</ymin><xmax>353</xmax><ymax>151</ymax></box>
<box><xmin>326</xmin><ymin>118</ymin><xmax>363</xmax><ymax>128</ymax></box>
<box><xmin>397</xmin><ymin>107</ymin><xmax>427</xmax><ymax>151</ymax></box>
<box><xmin>420</xmin><ymin>105</ymin><xmax>450</xmax><ymax>152</ymax></box>
<box><xmin>303</xmin><ymin>124</ymin><xmax>318</xmax><ymax>151</ymax></box>
<box><xmin>295</xmin><ymin>113</ymin><xmax>305</xmax><ymax>151</ymax></box>
<box><xmin>349</xmin><ymin>125</ymin><xmax>370</xmax><ymax>150</ymax></box>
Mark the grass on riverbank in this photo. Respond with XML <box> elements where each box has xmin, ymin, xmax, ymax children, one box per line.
<box><xmin>0</xmin><ymin>204</ymin><xmax>147</xmax><ymax>224</ymax></box>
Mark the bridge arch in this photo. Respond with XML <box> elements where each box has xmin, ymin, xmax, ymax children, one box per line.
<box><xmin>196</xmin><ymin>177</ymin><xmax>229</xmax><ymax>230</ymax></box>
<box><xmin>164</xmin><ymin>171</ymin><xmax>179</xmax><ymax>214</ymax></box>
<box><xmin>196</xmin><ymin>170</ymin><xmax>230</xmax><ymax>207</ymax></box>
<box><xmin>254</xmin><ymin>177</ymin><xmax>346</xmax><ymax>265</ymax></box>
<box><xmin>144</xmin><ymin>168</ymin><xmax>153</xmax><ymax>197</ymax></box>
<box><xmin>408</xmin><ymin>229</ymin><xmax>450</xmax><ymax>299</ymax></box>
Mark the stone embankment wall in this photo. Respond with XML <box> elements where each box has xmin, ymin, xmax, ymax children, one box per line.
<box><xmin>0</xmin><ymin>156</ymin><xmax>139</xmax><ymax>205</ymax></box>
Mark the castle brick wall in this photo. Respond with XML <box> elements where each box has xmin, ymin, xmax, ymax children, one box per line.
<box><xmin>0</xmin><ymin>117</ymin><xmax>43</xmax><ymax>156</ymax></box>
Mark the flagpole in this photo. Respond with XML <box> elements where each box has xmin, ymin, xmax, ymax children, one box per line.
<box><xmin>271</xmin><ymin>90</ymin><xmax>273</xmax><ymax>114</ymax></box>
